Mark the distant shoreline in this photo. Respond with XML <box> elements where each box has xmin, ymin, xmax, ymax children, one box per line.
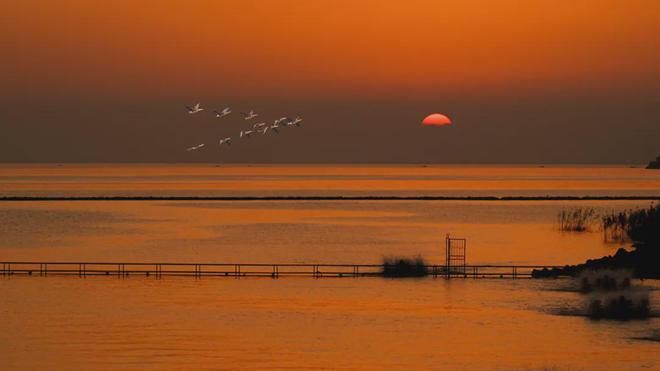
<box><xmin>0</xmin><ymin>163</ymin><xmax>651</xmax><ymax>169</ymax></box>
<box><xmin>1</xmin><ymin>196</ymin><xmax>659</xmax><ymax>201</ymax></box>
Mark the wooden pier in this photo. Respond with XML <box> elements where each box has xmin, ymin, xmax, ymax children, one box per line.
<box><xmin>0</xmin><ymin>261</ymin><xmax>560</xmax><ymax>279</ymax></box>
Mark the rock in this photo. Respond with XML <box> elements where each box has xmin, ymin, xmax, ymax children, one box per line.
<box><xmin>532</xmin><ymin>246</ymin><xmax>660</xmax><ymax>279</ymax></box>
<box><xmin>646</xmin><ymin>155</ymin><xmax>660</xmax><ymax>169</ymax></box>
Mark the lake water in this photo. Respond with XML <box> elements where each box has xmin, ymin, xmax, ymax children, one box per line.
<box><xmin>1</xmin><ymin>163</ymin><xmax>659</xmax><ymax>197</ymax></box>
<box><xmin>1</xmin><ymin>164</ymin><xmax>658</xmax><ymax>369</ymax></box>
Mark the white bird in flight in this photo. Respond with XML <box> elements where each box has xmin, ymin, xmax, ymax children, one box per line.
<box><xmin>287</xmin><ymin>117</ymin><xmax>303</xmax><ymax>127</ymax></box>
<box><xmin>240</xmin><ymin>130</ymin><xmax>254</xmax><ymax>139</ymax></box>
<box><xmin>180</xmin><ymin>106</ymin><xmax>304</xmax><ymax>151</ymax></box>
<box><xmin>240</xmin><ymin>110</ymin><xmax>258</xmax><ymax>120</ymax></box>
<box><xmin>186</xmin><ymin>143</ymin><xmax>205</xmax><ymax>151</ymax></box>
<box><xmin>214</xmin><ymin>107</ymin><xmax>231</xmax><ymax>118</ymax></box>
<box><xmin>268</xmin><ymin>123</ymin><xmax>280</xmax><ymax>134</ymax></box>
<box><xmin>186</xmin><ymin>103</ymin><xmax>204</xmax><ymax>114</ymax></box>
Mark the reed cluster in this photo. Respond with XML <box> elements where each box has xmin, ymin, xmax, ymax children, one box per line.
<box><xmin>557</xmin><ymin>207</ymin><xmax>597</xmax><ymax>232</ymax></box>
<box><xmin>579</xmin><ymin>270</ymin><xmax>631</xmax><ymax>293</ymax></box>
<box><xmin>382</xmin><ymin>256</ymin><xmax>429</xmax><ymax>278</ymax></box>
<box><xmin>579</xmin><ymin>270</ymin><xmax>650</xmax><ymax>320</ymax></box>
<box><xmin>588</xmin><ymin>295</ymin><xmax>650</xmax><ymax>320</ymax></box>
<box><xmin>601</xmin><ymin>211</ymin><xmax>630</xmax><ymax>242</ymax></box>
<box><xmin>557</xmin><ymin>204</ymin><xmax>660</xmax><ymax>244</ymax></box>
<box><xmin>601</xmin><ymin>204</ymin><xmax>660</xmax><ymax>244</ymax></box>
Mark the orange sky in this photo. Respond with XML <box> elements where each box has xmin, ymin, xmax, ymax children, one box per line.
<box><xmin>1</xmin><ymin>1</ymin><xmax>660</xmax><ymax>163</ymax></box>
<box><xmin>2</xmin><ymin>0</ymin><xmax>660</xmax><ymax>99</ymax></box>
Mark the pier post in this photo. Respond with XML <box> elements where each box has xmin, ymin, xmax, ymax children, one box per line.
<box><xmin>445</xmin><ymin>234</ymin><xmax>450</xmax><ymax>279</ymax></box>
<box><xmin>272</xmin><ymin>265</ymin><xmax>278</xmax><ymax>278</ymax></box>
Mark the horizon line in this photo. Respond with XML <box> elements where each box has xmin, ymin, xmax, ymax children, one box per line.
<box><xmin>2</xmin><ymin>196</ymin><xmax>659</xmax><ymax>202</ymax></box>
<box><xmin>0</xmin><ymin>162</ymin><xmax>649</xmax><ymax>167</ymax></box>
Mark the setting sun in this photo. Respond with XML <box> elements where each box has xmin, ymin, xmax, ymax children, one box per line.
<box><xmin>422</xmin><ymin>113</ymin><xmax>452</xmax><ymax>126</ymax></box>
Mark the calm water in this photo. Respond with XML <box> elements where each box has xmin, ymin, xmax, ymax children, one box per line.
<box><xmin>1</xmin><ymin>163</ymin><xmax>659</xmax><ymax>197</ymax></box>
<box><xmin>2</xmin><ymin>277</ymin><xmax>659</xmax><ymax>370</ymax></box>
<box><xmin>1</xmin><ymin>165</ymin><xmax>659</xmax><ymax>369</ymax></box>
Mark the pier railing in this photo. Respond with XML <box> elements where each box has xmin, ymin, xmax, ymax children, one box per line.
<box><xmin>0</xmin><ymin>262</ymin><xmax>561</xmax><ymax>279</ymax></box>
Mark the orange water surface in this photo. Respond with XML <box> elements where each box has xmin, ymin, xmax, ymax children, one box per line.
<box><xmin>0</xmin><ymin>164</ymin><xmax>658</xmax><ymax>369</ymax></box>
<box><xmin>1</xmin><ymin>164</ymin><xmax>659</xmax><ymax>197</ymax></box>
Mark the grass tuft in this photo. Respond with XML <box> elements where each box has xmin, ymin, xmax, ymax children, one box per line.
<box><xmin>382</xmin><ymin>256</ymin><xmax>429</xmax><ymax>278</ymax></box>
<box><xmin>557</xmin><ymin>207</ymin><xmax>597</xmax><ymax>232</ymax></box>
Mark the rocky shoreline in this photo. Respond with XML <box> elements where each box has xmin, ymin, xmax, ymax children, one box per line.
<box><xmin>532</xmin><ymin>246</ymin><xmax>660</xmax><ymax>279</ymax></box>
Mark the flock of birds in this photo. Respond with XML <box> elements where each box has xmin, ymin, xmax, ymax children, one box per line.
<box><xmin>184</xmin><ymin>103</ymin><xmax>303</xmax><ymax>152</ymax></box>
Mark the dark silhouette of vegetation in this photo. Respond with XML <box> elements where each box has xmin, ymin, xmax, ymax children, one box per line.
<box><xmin>588</xmin><ymin>295</ymin><xmax>650</xmax><ymax>320</ymax></box>
<box><xmin>382</xmin><ymin>256</ymin><xmax>429</xmax><ymax>278</ymax></box>
<box><xmin>557</xmin><ymin>207</ymin><xmax>597</xmax><ymax>231</ymax></box>
<box><xmin>575</xmin><ymin>271</ymin><xmax>651</xmax><ymax>320</ymax></box>
<box><xmin>601</xmin><ymin>210</ymin><xmax>629</xmax><ymax>242</ymax></box>
<box><xmin>535</xmin><ymin>204</ymin><xmax>660</xmax><ymax>278</ymax></box>
<box><xmin>625</xmin><ymin>204</ymin><xmax>660</xmax><ymax>247</ymax></box>
<box><xmin>601</xmin><ymin>204</ymin><xmax>660</xmax><ymax>244</ymax></box>
<box><xmin>646</xmin><ymin>155</ymin><xmax>660</xmax><ymax>169</ymax></box>
<box><xmin>557</xmin><ymin>204</ymin><xmax>659</xmax><ymax>243</ymax></box>
<box><xmin>580</xmin><ymin>272</ymin><xmax>630</xmax><ymax>293</ymax></box>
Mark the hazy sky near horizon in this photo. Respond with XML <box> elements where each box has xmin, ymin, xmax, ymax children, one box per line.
<box><xmin>1</xmin><ymin>0</ymin><xmax>659</xmax><ymax>163</ymax></box>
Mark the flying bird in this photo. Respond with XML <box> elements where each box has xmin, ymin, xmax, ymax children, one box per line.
<box><xmin>186</xmin><ymin>143</ymin><xmax>205</xmax><ymax>151</ymax></box>
<box><xmin>240</xmin><ymin>110</ymin><xmax>258</xmax><ymax>120</ymax></box>
<box><xmin>268</xmin><ymin>123</ymin><xmax>280</xmax><ymax>134</ymax></box>
<box><xmin>219</xmin><ymin>137</ymin><xmax>232</xmax><ymax>146</ymax></box>
<box><xmin>286</xmin><ymin>117</ymin><xmax>303</xmax><ymax>127</ymax></box>
<box><xmin>252</xmin><ymin>122</ymin><xmax>267</xmax><ymax>130</ymax></box>
<box><xmin>214</xmin><ymin>107</ymin><xmax>231</xmax><ymax>118</ymax></box>
<box><xmin>240</xmin><ymin>130</ymin><xmax>254</xmax><ymax>138</ymax></box>
<box><xmin>186</xmin><ymin>103</ymin><xmax>204</xmax><ymax>114</ymax></box>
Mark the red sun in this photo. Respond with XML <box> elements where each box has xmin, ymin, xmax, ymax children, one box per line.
<box><xmin>421</xmin><ymin>113</ymin><xmax>452</xmax><ymax>127</ymax></box>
